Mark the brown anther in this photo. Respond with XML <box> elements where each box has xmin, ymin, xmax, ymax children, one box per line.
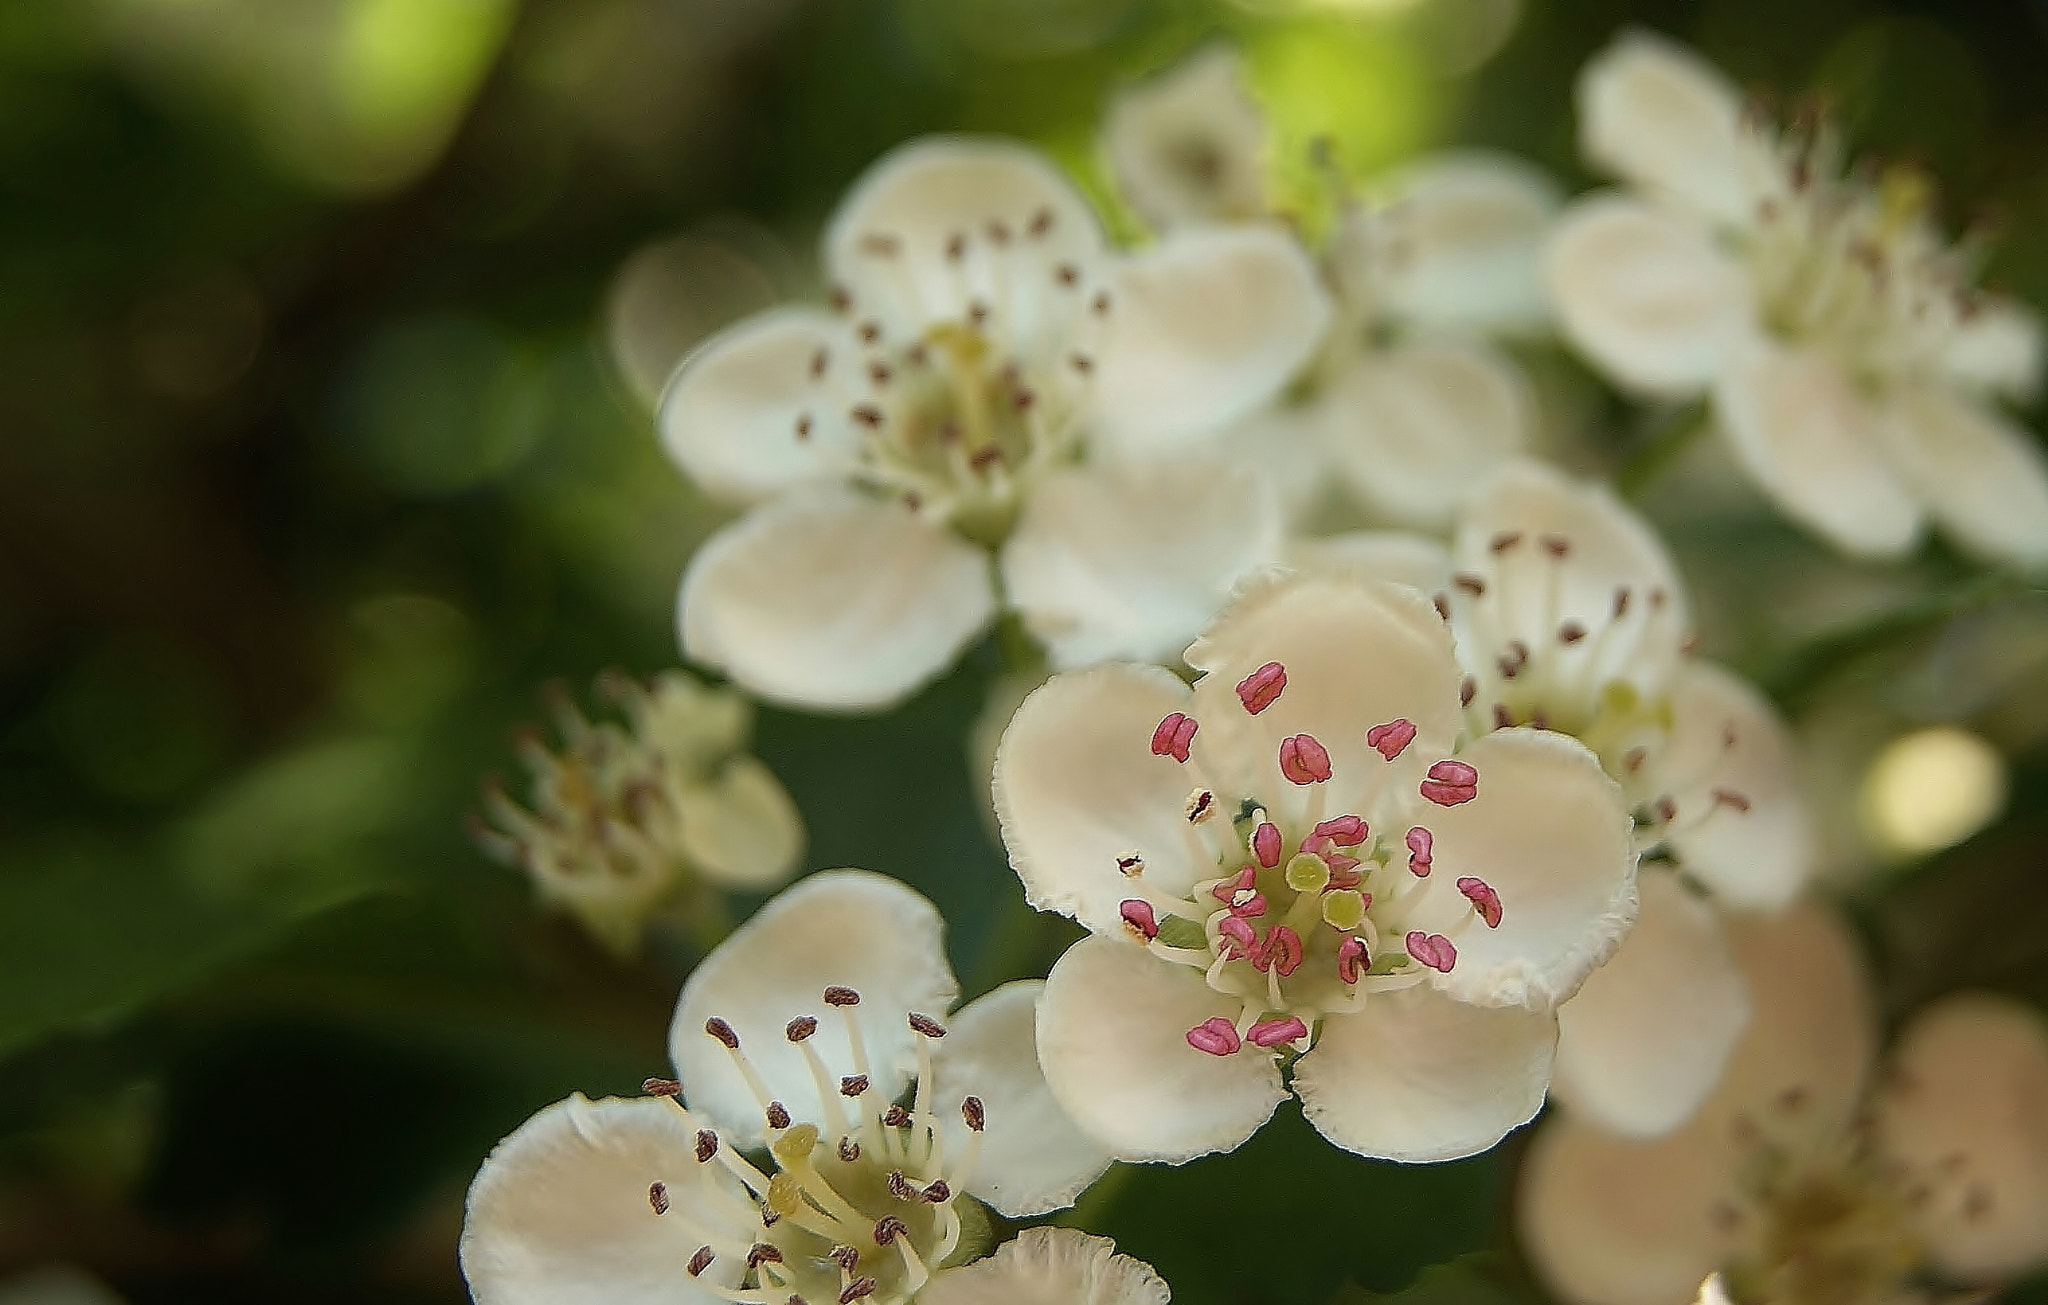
<box><xmin>888</xmin><ymin>1170</ymin><xmax>916</xmax><ymax>1201</ymax></box>
<box><xmin>1649</xmin><ymin>588</ymin><xmax>1668</xmax><ymax>609</ymax></box>
<box><xmin>840</xmin><ymin>1074</ymin><xmax>870</xmax><ymax>1097</ymax></box>
<box><xmin>1541</xmin><ymin>534</ymin><xmax>1570</xmax><ymax>558</ymax></box>
<box><xmin>830</xmin><ymin>1245</ymin><xmax>861</xmax><ymax>1273</ymax></box>
<box><xmin>903</xmin><ymin>493</ymin><xmax>922</xmax><ymax>512</ymax></box>
<box><xmin>1776</xmin><ymin>1085</ymin><xmax>1809</xmax><ymax>1113</ymax></box>
<box><xmin>1116</xmin><ymin>853</ymin><xmax>1144</xmax><ymax>877</ymax></box>
<box><xmin>810</xmin><ymin>348</ymin><xmax>830</xmax><ymax>379</ymax></box>
<box><xmin>985</xmin><ymin>218</ymin><xmax>1011</xmax><ymax>245</ymax></box>
<box><xmin>851</xmin><ymin>404</ymin><xmax>884</xmax><ymax>427</ymax></box>
<box><xmin>1054</xmin><ymin>263</ymin><xmax>1080</xmax><ymax>287</ymax></box>
<box><xmin>907</xmin><ymin>1013</ymin><xmax>947</xmax><ymax>1039</ymax></box>
<box><xmin>1452</xmin><ymin>573</ymin><xmax>1486</xmax><ymax>596</ymax></box>
<box><xmin>1712</xmin><ymin>788</ymin><xmax>1754</xmax><ymax>813</ymax></box>
<box><xmin>824</xmin><ymin>986</ymin><xmax>861</xmax><ymax>1007</ymax></box>
<box><xmin>1655</xmin><ymin>796</ymin><xmax>1678</xmax><ymax>823</ymax></box>
<box><xmin>688</xmin><ymin>1247</ymin><xmax>716</xmax><ymax>1277</ymax></box>
<box><xmin>787</xmin><ymin>1016</ymin><xmax>819</xmax><ymax>1043</ymax></box>
<box><xmin>868</xmin><ymin>362</ymin><xmax>892</xmax><ymax>385</ymax></box>
<box><xmin>1433</xmin><ymin>593</ymin><xmax>1451</xmax><ymax>621</ymax></box>
<box><xmin>1091</xmin><ymin>290</ymin><xmax>1111</xmax><ymax>316</ymax></box>
<box><xmin>1010</xmin><ymin>388</ymin><xmax>1036</xmax><ymax>412</ymax></box>
<box><xmin>945</xmin><ymin>232</ymin><xmax>967</xmax><ymax>261</ymax></box>
<box><xmin>859</xmin><ymin>233</ymin><xmax>901</xmax><ymax>257</ymax></box>
<box><xmin>962</xmin><ymin>1096</ymin><xmax>985</xmax><ymax>1132</ymax></box>
<box><xmin>841</xmin><ymin>1278</ymin><xmax>879</xmax><ymax>1303</ymax></box>
<box><xmin>696</xmin><ymin>1130</ymin><xmax>719</xmax><ymax>1163</ymax></box>
<box><xmin>921</xmin><ymin>1179</ymin><xmax>951</xmax><ymax>1203</ymax></box>
<box><xmin>1186</xmin><ymin>789</ymin><xmax>1217</xmax><ymax>823</ymax></box>
<box><xmin>766</xmin><ymin>1102</ymin><xmax>792</xmax><ymax>1130</ymax></box>
<box><xmin>762</xmin><ymin>1207</ymin><xmax>781</xmax><ymax>1228</ymax></box>
<box><xmin>1681</xmin><ymin>632</ymin><xmax>1701</xmax><ymax>655</ymax></box>
<box><xmin>750</xmin><ymin>1244</ymin><xmax>786</xmax><ymax>1268</ymax></box>
<box><xmin>649</xmin><ymin>1181</ymin><xmax>670</xmax><ymax>1215</ymax></box>
<box><xmin>1530</xmin><ymin>709</ymin><xmax>1551</xmax><ymax>731</ymax></box>
<box><xmin>857</xmin><ymin>320</ymin><xmax>881</xmax><ymax>344</ymax></box>
<box><xmin>1613</xmin><ymin>587</ymin><xmax>1631</xmax><ymax>619</ymax></box>
<box><xmin>643</xmin><ymin>1076</ymin><xmax>683</xmax><ymax>1097</ymax></box>
<box><xmin>1492</xmin><ymin>704</ymin><xmax>1514</xmax><ymax>731</ymax></box>
<box><xmin>1028</xmin><ymin>207</ymin><xmax>1055</xmax><ymax>237</ymax></box>
<box><xmin>968</xmin><ymin>300</ymin><xmax>990</xmax><ymax>326</ymax></box>
<box><xmin>829</xmin><ymin>285</ymin><xmax>852</xmax><ymax>313</ymax></box>
<box><xmin>1558</xmin><ymin>621</ymin><xmax>1587</xmax><ymax>645</ymax></box>
<box><xmin>1489</xmin><ymin>531</ymin><xmax>1523</xmax><ymax>554</ymax></box>
<box><xmin>1711</xmin><ymin>1202</ymin><xmax>1741</xmax><ymax>1232</ymax></box>
<box><xmin>1069</xmin><ymin>351</ymin><xmax>1095</xmax><ymax>374</ymax></box>
<box><xmin>1965</xmin><ymin>1183</ymin><xmax>1995</xmax><ymax>1221</ymax></box>
<box><xmin>705</xmin><ymin>1018</ymin><xmax>741</xmax><ymax>1049</ymax></box>
<box><xmin>1460</xmin><ymin>676</ymin><xmax>1477</xmax><ymax>707</ymax></box>
<box><xmin>882</xmin><ymin>1105</ymin><xmax>911</xmax><ymax>1129</ymax></box>
<box><xmin>872</xmin><ymin>1216</ymin><xmax>908</xmax><ymax>1246</ymax></box>
<box><xmin>938</xmin><ymin>419</ymin><xmax>962</xmax><ymax>444</ymax></box>
<box><xmin>795</xmin><ymin>414</ymin><xmax>814</xmax><ymax>440</ymax></box>
<box><xmin>1623</xmin><ymin>747</ymin><xmax>1647</xmax><ymax>773</ymax></box>
<box><xmin>839</xmin><ymin>1136</ymin><xmax>861</xmax><ymax>1162</ymax></box>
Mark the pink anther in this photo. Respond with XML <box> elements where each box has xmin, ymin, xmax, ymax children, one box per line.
<box><xmin>1305</xmin><ymin>836</ymin><xmax>1361</xmax><ymax>881</ymax></box>
<box><xmin>1248</xmin><ymin>1016</ymin><xmax>1309</xmax><ymax>1048</ymax></box>
<box><xmin>1337</xmin><ymin>936</ymin><xmax>1370</xmax><ymax>984</ymax></box>
<box><xmin>1312</xmin><ymin>815</ymin><xmax>1368</xmax><ymax>846</ymax></box>
<box><xmin>1228</xmin><ymin>890</ymin><xmax>1267</xmax><ymax>920</ymax></box>
<box><xmin>1210</xmin><ymin>866</ymin><xmax>1256</xmax><ymax>904</ymax></box>
<box><xmin>1236</xmin><ymin>662</ymin><xmax>1287</xmax><ymax>714</ymax></box>
<box><xmin>1279</xmin><ymin>734</ymin><xmax>1333</xmax><ymax>785</ymax></box>
<box><xmin>1253</xmin><ymin>926</ymin><xmax>1304</xmax><ymax>977</ymax></box>
<box><xmin>1420</xmin><ymin>759</ymin><xmax>1479</xmax><ymax>806</ymax></box>
<box><xmin>1405</xmin><ymin>931</ymin><xmax>1458</xmax><ymax>973</ymax></box>
<box><xmin>1151</xmin><ymin>712</ymin><xmax>1198</xmax><ymax>762</ymax></box>
<box><xmin>1218</xmin><ymin>915</ymin><xmax>1256</xmax><ymax>959</ymax></box>
<box><xmin>1456</xmin><ymin>877</ymin><xmax>1503</xmax><ymax>929</ymax></box>
<box><xmin>1186</xmin><ymin>1018</ymin><xmax>1242</xmax><ymax>1056</ymax></box>
<box><xmin>1366</xmin><ymin>718</ymin><xmax>1417</xmax><ymax>761</ymax></box>
<box><xmin>1405</xmin><ymin>827</ymin><xmax>1433</xmax><ymax>877</ymax></box>
<box><xmin>1253</xmin><ymin>821</ymin><xmax>1283</xmax><ymax>869</ymax></box>
<box><xmin>1120</xmin><ymin>899</ymin><xmax>1160</xmax><ymax>941</ymax></box>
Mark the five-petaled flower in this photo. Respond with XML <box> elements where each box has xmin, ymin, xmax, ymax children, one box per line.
<box><xmin>1547</xmin><ymin>31</ymin><xmax>2048</xmax><ymax>567</ymax></box>
<box><xmin>993</xmin><ymin>570</ymin><xmax>1638</xmax><ymax>1164</ymax></box>
<box><xmin>660</xmin><ymin>136</ymin><xmax>1330</xmax><ymax>711</ymax></box>
<box><xmin>462</xmin><ymin>871</ymin><xmax>1121</xmax><ymax>1305</ymax></box>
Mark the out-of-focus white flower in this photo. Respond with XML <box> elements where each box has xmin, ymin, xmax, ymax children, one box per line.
<box><xmin>476</xmin><ymin>670</ymin><xmax>803</xmax><ymax>955</ymax></box>
<box><xmin>1100</xmin><ymin>45</ymin><xmax>1560</xmax><ymax>531</ymax></box>
<box><xmin>1548</xmin><ymin>32</ymin><xmax>2048</xmax><ymax>567</ymax></box>
<box><xmin>461</xmin><ymin>871</ymin><xmax>1116</xmax><ymax>1305</ymax></box>
<box><xmin>917</xmin><ymin>1227</ymin><xmax>1170</xmax><ymax>1305</ymax></box>
<box><xmin>661</xmin><ymin>137</ymin><xmax>1329</xmax><ymax>711</ymax></box>
<box><xmin>992</xmin><ymin>570</ymin><xmax>1637</xmax><ymax>1164</ymax></box>
<box><xmin>1520</xmin><ymin>902</ymin><xmax>2048</xmax><ymax>1305</ymax></box>
<box><xmin>1306</xmin><ymin>461</ymin><xmax>1814</xmax><ymax>1137</ymax></box>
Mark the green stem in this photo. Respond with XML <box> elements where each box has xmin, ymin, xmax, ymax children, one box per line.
<box><xmin>1613</xmin><ymin>402</ymin><xmax>1712</xmax><ymax>501</ymax></box>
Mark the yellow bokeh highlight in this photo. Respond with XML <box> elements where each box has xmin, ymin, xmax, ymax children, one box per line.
<box><xmin>1859</xmin><ymin>726</ymin><xmax>2007</xmax><ymax>859</ymax></box>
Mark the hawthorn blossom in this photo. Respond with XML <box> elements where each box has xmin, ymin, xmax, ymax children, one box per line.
<box><xmin>1520</xmin><ymin>902</ymin><xmax>2048</xmax><ymax>1305</ymax></box>
<box><xmin>475</xmin><ymin>670</ymin><xmax>803</xmax><ymax>955</ymax></box>
<box><xmin>992</xmin><ymin>570</ymin><xmax>1637</xmax><ymax>1164</ymax></box>
<box><xmin>462</xmin><ymin>871</ymin><xmax>1117</xmax><ymax>1305</ymax></box>
<box><xmin>660</xmin><ymin>136</ymin><xmax>1326</xmax><ymax>711</ymax></box>
<box><xmin>1100</xmin><ymin>44</ymin><xmax>1560</xmax><ymax>527</ymax></box>
<box><xmin>1548</xmin><ymin>32</ymin><xmax>2048</xmax><ymax>566</ymax></box>
<box><xmin>1309</xmin><ymin>460</ymin><xmax>1813</xmax><ymax>1136</ymax></box>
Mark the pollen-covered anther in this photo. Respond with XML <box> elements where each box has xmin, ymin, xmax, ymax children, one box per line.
<box><xmin>1497</xmin><ymin>641</ymin><xmax>1531</xmax><ymax>679</ymax></box>
<box><xmin>1248</xmin><ymin>1016</ymin><xmax>1309</xmax><ymax>1048</ymax></box>
<box><xmin>1406</xmin><ymin>826</ymin><xmax>1433</xmax><ymax>876</ymax></box>
<box><xmin>766</xmin><ymin>1102</ymin><xmax>792</xmax><ymax>1130</ymax></box>
<box><xmin>1712</xmin><ymin>788</ymin><xmax>1754</xmax><ymax>813</ymax></box>
<box><xmin>872</xmin><ymin>1217</ymin><xmax>908</xmax><ymax>1246</ymax></box>
<box><xmin>1420</xmin><ymin>760</ymin><xmax>1479</xmax><ymax>806</ymax></box>
<box><xmin>1655</xmin><ymin>796</ymin><xmax>1678</xmax><ymax>823</ymax></box>
<box><xmin>1120</xmin><ymin>898</ymin><xmax>1160</xmax><ymax>941</ymax></box>
<box><xmin>649</xmin><ymin>1181</ymin><xmax>670</xmax><ymax>1215</ymax></box>
<box><xmin>1151</xmin><ymin>712</ymin><xmax>1198</xmax><ymax>762</ymax></box>
<box><xmin>887</xmin><ymin>1170</ymin><xmax>916</xmax><ymax>1201</ymax></box>
<box><xmin>907</xmin><ymin>1013</ymin><xmax>947</xmax><ymax>1039</ymax></box>
<box><xmin>1366</xmin><ymin>718</ymin><xmax>1417</xmax><ymax>760</ymax></box>
<box><xmin>696</xmin><ymin>1129</ymin><xmax>719</xmax><ymax>1163</ymax></box>
<box><xmin>839</xmin><ymin>1074</ymin><xmax>868</xmax><ymax>1097</ymax></box>
<box><xmin>882</xmin><ymin>1105</ymin><xmax>911</xmax><ymax>1129</ymax></box>
<box><xmin>829</xmin><ymin>1245</ymin><xmax>861</xmax><ymax>1274</ymax></box>
<box><xmin>823</xmin><ymin>986</ymin><xmax>861</xmax><ymax>1007</ymax></box>
<box><xmin>1252</xmin><ymin>821</ymin><xmax>1282</xmax><ymax>869</ymax></box>
<box><xmin>921</xmin><ymin>1179</ymin><xmax>951</xmax><ymax>1204</ymax></box>
<box><xmin>1186</xmin><ymin>1017</ymin><xmax>1243</xmax><ymax>1056</ymax></box>
<box><xmin>705</xmin><ymin>1017</ymin><xmax>741</xmax><ymax>1049</ymax></box>
<box><xmin>688</xmin><ymin>1247</ymin><xmax>717</xmax><ymax>1277</ymax></box>
<box><xmin>1279</xmin><ymin>734</ymin><xmax>1333</xmax><ymax>785</ymax></box>
<box><xmin>1460</xmin><ymin>676</ymin><xmax>1478</xmax><ymax>707</ymax></box>
<box><xmin>1406</xmin><ymin>931</ymin><xmax>1458</xmax><ymax>973</ymax></box>
<box><xmin>750</xmin><ymin>1243</ymin><xmax>787</xmax><ymax>1268</ymax></box>
<box><xmin>962</xmin><ymin>1096</ymin><xmax>985</xmax><ymax>1132</ymax></box>
<box><xmin>1558</xmin><ymin>621</ymin><xmax>1587</xmax><ymax>645</ymax></box>
<box><xmin>839</xmin><ymin>1137</ymin><xmax>861</xmax><ymax>1162</ymax></box>
<box><xmin>840</xmin><ymin>1278</ymin><xmax>879</xmax><ymax>1304</ymax></box>
<box><xmin>1337</xmin><ymin>936</ymin><xmax>1370</xmax><ymax>984</ymax></box>
<box><xmin>1490</xmin><ymin>531</ymin><xmax>1524</xmax><ymax>554</ymax></box>
<box><xmin>1186</xmin><ymin>789</ymin><xmax>1219</xmax><ymax>823</ymax></box>
<box><xmin>642</xmin><ymin>1076</ymin><xmax>683</xmax><ymax>1097</ymax></box>
<box><xmin>786</xmin><ymin>1016</ymin><xmax>819</xmax><ymax>1042</ymax></box>
<box><xmin>1456</xmin><ymin>877</ymin><xmax>1504</xmax><ymax>929</ymax></box>
<box><xmin>1237</xmin><ymin>661</ymin><xmax>1288</xmax><ymax>714</ymax></box>
<box><xmin>1453</xmin><ymin>573</ymin><xmax>1487</xmax><ymax>597</ymax></box>
<box><xmin>1116</xmin><ymin>852</ymin><xmax>1145</xmax><ymax>877</ymax></box>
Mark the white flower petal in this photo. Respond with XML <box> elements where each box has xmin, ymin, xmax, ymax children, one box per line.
<box><xmin>1294</xmin><ymin>985</ymin><xmax>1556</xmax><ymax>1163</ymax></box>
<box><xmin>1090</xmin><ymin>224</ymin><xmax>1332</xmax><ymax>455</ymax></box>
<box><xmin>1037</xmin><ymin>934</ymin><xmax>1286</xmax><ymax>1163</ymax></box>
<box><xmin>992</xmin><ymin>663</ymin><xmax>1206</xmax><ymax>936</ymax></box>
<box><xmin>656</xmin><ymin>308</ymin><xmax>861</xmax><ymax>503</ymax></box>
<box><xmin>1940</xmin><ymin>296</ymin><xmax>2044</xmax><ymax>401</ymax></box>
<box><xmin>673</xmin><ymin>756</ymin><xmax>805</xmax><ymax>892</ymax></box>
<box><xmin>670</xmin><ymin>870</ymin><xmax>960</xmax><ymax>1145</ymax></box>
<box><xmin>1407</xmin><ymin>728</ymin><xmax>1638</xmax><ymax>1009</ymax></box>
<box><xmin>1649</xmin><ymin>660</ymin><xmax>1812</xmax><ymax>911</ymax></box>
<box><xmin>1364</xmin><ymin>151</ymin><xmax>1563</xmax><ymax>332</ymax></box>
<box><xmin>1577</xmin><ymin>31</ymin><xmax>1756</xmax><ymax>227</ymax></box>
<box><xmin>1218</xmin><ymin>398</ymin><xmax>1335</xmax><ymax>517</ymax></box>
<box><xmin>1000</xmin><ymin>457</ymin><xmax>1283</xmax><ymax>670</ymax></box>
<box><xmin>1551</xmin><ymin>870</ymin><xmax>1750</xmax><ymax>1138</ymax></box>
<box><xmin>919</xmin><ymin>1228</ymin><xmax>1171</xmax><ymax>1305</ymax></box>
<box><xmin>1877</xmin><ymin>384</ymin><xmax>2048</xmax><ymax>568</ymax></box>
<box><xmin>1876</xmin><ymin>992</ymin><xmax>2048</xmax><ymax>1281</ymax></box>
<box><xmin>1287</xmin><ymin>530</ymin><xmax>1451</xmax><ymax>594</ymax></box>
<box><xmin>1322</xmin><ymin>339</ymin><xmax>1534</xmax><ymax>529</ymax></box>
<box><xmin>822</xmin><ymin>137</ymin><xmax>1106</xmax><ymax>343</ymax></box>
<box><xmin>679</xmin><ymin>488</ymin><xmax>996</xmax><ymax>712</ymax></box>
<box><xmin>931</xmin><ymin>980</ymin><xmax>1113</xmax><ymax>1218</ymax></box>
<box><xmin>1102</xmin><ymin>44</ymin><xmax>1268</xmax><ymax>231</ymax></box>
<box><xmin>1712</xmin><ymin>346</ymin><xmax>1923</xmax><ymax>559</ymax></box>
<box><xmin>461</xmin><ymin>1095</ymin><xmax>755</xmax><ymax>1305</ymax></box>
<box><xmin>1546</xmin><ymin>196</ymin><xmax>1753</xmax><ymax>396</ymax></box>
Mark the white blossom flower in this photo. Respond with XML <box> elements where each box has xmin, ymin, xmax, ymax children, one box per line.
<box><xmin>916</xmin><ymin>1227</ymin><xmax>1169</xmax><ymax>1305</ymax></box>
<box><xmin>1547</xmin><ymin>31</ymin><xmax>2048</xmax><ymax>567</ymax></box>
<box><xmin>461</xmin><ymin>871</ymin><xmax>1116</xmax><ymax>1305</ymax></box>
<box><xmin>660</xmin><ymin>137</ymin><xmax>1328</xmax><ymax>711</ymax></box>
<box><xmin>1520</xmin><ymin>902</ymin><xmax>2048</xmax><ymax>1305</ymax></box>
<box><xmin>1099</xmin><ymin>44</ymin><xmax>1560</xmax><ymax>530</ymax></box>
<box><xmin>476</xmin><ymin>670</ymin><xmax>804</xmax><ymax>955</ymax></box>
<box><xmin>992</xmin><ymin>570</ymin><xmax>1637</xmax><ymax>1164</ymax></box>
<box><xmin>1306</xmin><ymin>460</ymin><xmax>1814</xmax><ymax>1137</ymax></box>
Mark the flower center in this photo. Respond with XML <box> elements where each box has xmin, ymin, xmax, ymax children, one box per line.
<box><xmin>643</xmin><ymin>992</ymin><xmax>991</xmax><ymax>1305</ymax></box>
<box><xmin>1127</xmin><ymin>663</ymin><xmax>1505</xmax><ymax>1058</ymax></box>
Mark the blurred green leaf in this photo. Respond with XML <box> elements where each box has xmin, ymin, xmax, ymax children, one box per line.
<box><xmin>1334</xmin><ymin>1254</ymin><xmax>1534</xmax><ymax>1304</ymax></box>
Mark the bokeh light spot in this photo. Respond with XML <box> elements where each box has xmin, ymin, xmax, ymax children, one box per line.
<box><xmin>1860</xmin><ymin>726</ymin><xmax>2007</xmax><ymax>859</ymax></box>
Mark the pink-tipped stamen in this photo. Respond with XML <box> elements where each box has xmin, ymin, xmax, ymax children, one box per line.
<box><xmin>1405</xmin><ymin>826</ymin><xmax>1434</xmax><ymax>877</ymax></box>
<box><xmin>1252</xmin><ymin>926</ymin><xmax>1304</xmax><ymax>977</ymax></box>
<box><xmin>1187</xmin><ymin>1018</ymin><xmax>1242</xmax><ymax>1056</ymax></box>
<box><xmin>1456</xmin><ymin>877</ymin><xmax>1503</xmax><ymax>928</ymax></box>
<box><xmin>1252</xmin><ymin>821</ymin><xmax>1282</xmax><ymax>869</ymax></box>
<box><xmin>1120</xmin><ymin>898</ymin><xmax>1160</xmax><ymax>941</ymax></box>
<box><xmin>1218</xmin><ymin>915</ymin><xmax>1256</xmax><ymax>959</ymax></box>
<box><xmin>1248</xmin><ymin>1016</ymin><xmax>1309</xmax><ymax>1048</ymax></box>
<box><xmin>1406</xmin><ymin>931</ymin><xmax>1458</xmax><ymax>973</ymax></box>
<box><xmin>1236</xmin><ymin>662</ymin><xmax>1287</xmax><ymax>714</ymax></box>
<box><xmin>1420</xmin><ymin>759</ymin><xmax>1478</xmax><ymax>806</ymax></box>
<box><xmin>1279</xmin><ymin>734</ymin><xmax>1333</xmax><ymax>785</ymax></box>
<box><xmin>1366</xmin><ymin>718</ymin><xmax>1417</xmax><ymax>760</ymax></box>
<box><xmin>1337</xmin><ymin>936</ymin><xmax>1370</xmax><ymax>984</ymax></box>
<box><xmin>1311</xmin><ymin>815</ymin><xmax>1368</xmax><ymax>846</ymax></box>
<box><xmin>1151</xmin><ymin>712</ymin><xmax>1198</xmax><ymax>763</ymax></box>
<box><xmin>1210</xmin><ymin>866</ymin><xmax>1256</xmax><ymax>904</ymax></box>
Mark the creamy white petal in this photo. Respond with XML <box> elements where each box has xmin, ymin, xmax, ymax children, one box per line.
<box><xmin>1713</xmin><ymin>346</ymin><xmax>1923</xmax><ymax>559</ymax></box>
<box><xmin>920</xmin><ymin>1228</ymin><xmax>1171</xmax><ymax>1305</ymax></box>
<box><xmin>1218</xmin><ymin>398</ymin><xmax>1335</xmax><ymax>517</ymax></box>
<box><xmin>655</xmin><ymin>308</ymin><xmax>861</xmax><ymax>503</ymax></box>
<box><xmin>992</xmin><ymin>663</ymin><xmax>1209</xmax><ymax>936</ymax></box>
<box><xmin>822</xmin><ymin>137</ymin><xmax>1106</xmax><ymax>344</ymax></box>
<box><xmin>1877</xmin><ymin>384</ymin><xmax>2048</xmax><ymax>569</ymax></box>
<box><xmin>1090</xmin><ymin>225</ymin><xmax>1332</xmax><ymax>455</ymax></box>
<box><xmin>1294</xmin><ymin>984</ymin><xmax>1556</xmax><ymax>1163</ymax></box>
<box><xmin>1322</xmin><ymin>339</ymin><xmax>1534</xmax><ymax>529</ymax></box>
<box><xmin>1649</xmin><ymin>660</ymin><xmax>1812</xmax><ymax>911</ymax></box>
<box><xmin>1875</xmin><ymin>992</ymin><xmax>2048</xmax><ymax>1281</ymax></box>
<box><xmin>1102</xmin><ymin>44</ymin><xmax>1268</xmax><ymax>231</ymax></box>
<box><xmin>1552</xmin><ymin>870</ymin><xmax>1751</xmax><ymax>1138</ymax></box>
<box><xmin>1287</xmin><ymin>530</ymin><xmax>1452</xmax><ymax>594</ymax></box>
<box><xmin>673</xmin><ymin>756</ymin><xmax>805</xmax><ymax>891</ymax></box>
<box><xmin>1001</xmin><ymin>456</ymin><xmax>1282</xmax><ymax>670</ymax></box>
<box><xmin>1404</xmin><ymin>728</ymin><xmax>1638</xmax><ymax>1009</ymax></box>
<box><xmin>461</xmin><ymin>1095</ymin><xmax>755</xmax><ymax>1305</ymax></box>
<box><xmin>1037</xmin><ymin>935</ymin><xmax>1286</xmax><ymax>1163</ymax></box>
<box><xmin>670</xmin><ymin>870</ymin><xmax>960</xmax><ymax>1145</ymax></box>
<box><xmin>1577</xmin><ymin>31</ymin><xmax>1756</xmax><ymax>227</ymax></box>
<box><xmin>930</xmin><ymin>981</ymin><xmax>1113</xmax><ymax>1218</ymax></box>
<box><xmin>1940</xmin><ymin>296</ymin><xmax>2044</xmax><ymax>401</ymax></box>
<box><xmin>1364</xmin><ymin>151</ymin><xmax>1563</xmax><ymax>332</ymax></box>
<box><xmin>1546</xmin><ymin>196</ymin><xmax>1753</xmax><ymax>396</ymax></box>
<box><xmin>679</xmin><ymin>488</ymin><xmax>996</xmax><ymax>712</ymax></box>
